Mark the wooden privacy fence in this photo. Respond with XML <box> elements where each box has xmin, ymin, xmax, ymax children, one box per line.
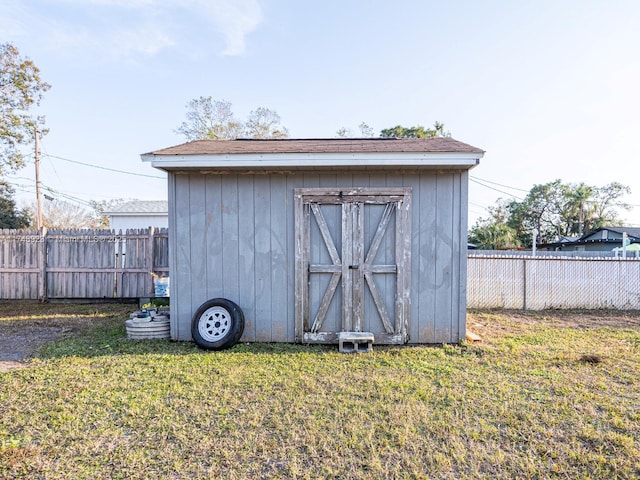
<box><xmin>468</xmin><ymin>253</ymin><xmax>640</xmax><ymax>310</ymax></box>
<box><xmin>0</xmin><ymin>228</ymin><xmax>169</xmax><ymax>300</ymax></box>
<box><xmin>5</xmin><ymin>230</ymin><xmax>640</xmax><ymax>309</ymax></box>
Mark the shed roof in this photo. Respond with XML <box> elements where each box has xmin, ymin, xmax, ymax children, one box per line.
<box><xmin>147</xmin><ymin>137</ymin><xmax>484</xmax><ymax>155</ymax></box>
<box><xmin>141</xmin><ymin>137</ymin><xmax>484</xmax><ymax>172</ymax></box>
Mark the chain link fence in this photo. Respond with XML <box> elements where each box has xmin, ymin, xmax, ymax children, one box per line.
<box><xmin>468</xmin><ymin>253</ymin><xmax>640</xmax><ymax>309</ymax></box>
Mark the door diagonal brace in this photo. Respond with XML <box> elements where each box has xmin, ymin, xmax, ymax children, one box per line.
<box><xmin>310</xmin><ymin>203</ymin><xmax>341</xmax><ymax>266</ymax></box>
<box><xmin>364</xmin><ymin>203</ymin><xmax>395</xmax><ymax>265</ymax></box>
<box><xmin>364</xmin><ymin>271</ymin><xmax>395</xmax><ymax>333</ymax></box>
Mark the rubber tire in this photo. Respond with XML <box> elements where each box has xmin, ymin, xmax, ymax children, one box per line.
<box><xmin>191</xmin><ymin>298</ymin><xmax>245</xmax><ymax>351</ymax></box>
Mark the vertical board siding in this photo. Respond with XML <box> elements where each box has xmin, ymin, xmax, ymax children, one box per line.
<box><xmin>270</xmin><ymin>175</ymin><xmax>289</xmax><ymax>341</ymax></box>
<box><xmin>237</xmin><ymin>175</ymin><xmax>256</xmax><ymax>341</ymax></box>
<box><xmin>450</xmin><ymin>173</ymin><xmax>462</xmax><ymax>342</ymax></box>
<box><xmin>221</xmin><ymin>176</ymin><xmax>241</xmax><ymax>339</ymax></box>
<box><xmin>171</xmin><ymin>170</ymin><xmax>467</xmax><ymax>343</ymax></box>
<box><xmin>189</xmin><ymin>175</ymin><xmax>208</xmax><ymax>312</ymax></box>
<box><xmin>434</xmin><ymin>174</ymin><xmax>455</xmax><ymax>343</ymax></box>
<box><xmin>173</xmin><ymin>174</ymin><xmax>193</xmax><ymax>340</ymax></box>
<box><xmin>285</xmin><ymin>175</ymin><xmax>296</xmax><ymax>341</ymax></box>
<box><xmin>253</xmin><ymin>175</ymin><xmax>273</xmax><ymax>341</ymax></box>
<box><xmin>167</xmin><ymin>173</ymin><xmax>179</xmax><ymax>340</ymax></box>
<box><xmin>417</xmin><ymin>175</ymin><xmax>437</xmax><ymax>343</ymax></box>
<box><xmin>458</xmin><ymin>171</ymin><xmax>470</xmax><ymax>339</ymax></box>
<box><xmin>204</xmin><ymin>175</ymin><xmax>223</xmax><ymax>300</ymax></box>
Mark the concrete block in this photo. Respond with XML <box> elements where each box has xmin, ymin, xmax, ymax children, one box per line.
<box><xmin>338</xmin><ymin>332</ymin><xmax>374</xmax><ymax>353</ymax></box>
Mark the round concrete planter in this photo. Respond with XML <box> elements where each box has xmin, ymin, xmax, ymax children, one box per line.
<box><xmin>125</xmin><ymin>315</ymin><xmax>170</xmax><ymax>340</ymax></box>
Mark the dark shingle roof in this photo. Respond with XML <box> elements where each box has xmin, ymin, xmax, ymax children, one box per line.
<box><xmin>148</xmin><ymin>137</ymin><xmax>485</xmax><ymax>156</ymax></box>
<box><xmin>581</xmin><ymin>226</ymin><xmax>640</xmax><ymax>241</ymax></box>
<box><xmin>600</xmin><ymin>226</ymin><xmax>640</xmax><ymax>238</ymax></box>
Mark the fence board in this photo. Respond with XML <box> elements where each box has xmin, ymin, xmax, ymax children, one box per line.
<box><xmin>0</xmin><ymin>230</ymin><xmax>41</xmax><ymax>299</ymax></box>
<box><xmin>0</xmin><ymin>228</ymin><xmax>169</xmax><ymax>300</ymax></box>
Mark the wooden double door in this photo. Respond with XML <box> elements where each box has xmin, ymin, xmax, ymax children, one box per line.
<box><xmin>295</xmin><ymin>188</ymin><xmax>412</xmax><ymax>344</ymax></box>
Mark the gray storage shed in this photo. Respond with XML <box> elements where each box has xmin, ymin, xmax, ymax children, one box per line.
<box><xmin>141</xmin><ymin>138</ymin><xmax>483</xmax><ymax>345</ymax></box>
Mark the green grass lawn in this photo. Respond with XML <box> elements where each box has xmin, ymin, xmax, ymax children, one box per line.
<box><xmin>1</xmin><ymin>305</ymin><xmax>639</xmax><ymax>479</ymax></box>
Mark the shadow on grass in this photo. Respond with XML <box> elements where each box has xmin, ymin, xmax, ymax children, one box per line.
<box><xmin>34</xmin><ymin>316</ymin><xmax>460</xmax><ymax>362</ymax></box>
<box><xmin>35</xmin><ymin>316</ymin><xmax>341</xmax><ymax>361</ymax></box>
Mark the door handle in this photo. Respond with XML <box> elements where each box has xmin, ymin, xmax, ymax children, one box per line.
<box><xmin>349</xmin><ymin>264</ymin><xmax>360</xmax><ymax>270</ymax></box>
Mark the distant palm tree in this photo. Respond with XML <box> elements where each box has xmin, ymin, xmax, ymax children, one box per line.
<box><xmin>566</xmin><ymin>183</ymin><xmax>595</xmax><ymax>236</ymax></box>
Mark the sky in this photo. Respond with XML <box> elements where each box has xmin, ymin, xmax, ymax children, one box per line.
<box><xmin>3</xmin><ymin>0</ymin><xmax>640</xmax><ymax>227</ymax></box>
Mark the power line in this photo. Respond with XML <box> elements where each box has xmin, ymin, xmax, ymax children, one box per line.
<box><xmin>470</xmin><ymin>175</ymin><xmax>529</xmax><ymax>193</ymax></box>
<box><xmin>469</xmin><ymin>201</ymin><xmax>488</xmax><ymax>209</ymax></box>
<box><xmin>8</xmin><ymin>178</ymin><xmax>103</xmax><ymax>208</ymax></box>
<box><xmin>470</xmin><ymin>177</ymin><xmax>523</xmax><ymax>200</ymax></box>
<box><xmin>468</xmin><ymin>209</ymin><xmax>486</xmax><ymax>218</ymax></box>
<box><xmin>42</xmin><ymin>145</ymin><xmax>63</xmax><ymax>184</ymax></box>
<box><xmin>4</xmin><ymin>176</ymin><xmax>35</xmax><ymax>184</ymax></box>
<box><xmin>44</xmin><ymin>154</ymin><xmax>165</xmax><ymax>179</ymax></box>
<box><xmin>6</xmin><ymin>175</ymin><xmax>129</xmax><ymax>201</ymax></box>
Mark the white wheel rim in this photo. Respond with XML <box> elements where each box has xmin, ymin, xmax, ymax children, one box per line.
<box><xmin>198</xmin><ymin>306</ymin><xmax>232</xmax><ymax>342</ymax></box>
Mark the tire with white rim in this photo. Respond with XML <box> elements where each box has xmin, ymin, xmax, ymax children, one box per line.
<box><xmin>191</xmin><ymin>298</ymin><xmax>244</xmax><ymax>350</ymax></box>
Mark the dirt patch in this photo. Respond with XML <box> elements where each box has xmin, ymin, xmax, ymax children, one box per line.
<box><xmin>467</xmin><ymin>309</ymin><xmax>640</xmax><ymax>342</ymax></box>
<box><xmin>0</xmin><ymin>317</ymin><xmax>107</xmax><ymax>371</ymax></box>
<box><xmin>0</xmin><ymin>301</ymin><xmax>136</xmax><ymax>372</ymax></box>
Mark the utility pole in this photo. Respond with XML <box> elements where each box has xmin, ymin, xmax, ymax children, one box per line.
<box><xmin>35</xmin><ymin>126</ymin><xmax>43</xmax><ymax>230</ymax></box>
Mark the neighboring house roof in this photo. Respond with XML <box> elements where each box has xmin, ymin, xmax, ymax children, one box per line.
<box><xmin>580</xmin><ymin>226</ymin><xmax>640</xmax><ymax>241</ymax></box>
<box><xmin>557</xmin><ymin>235</ymin><xmax>580</xmax><ymax>243</ymax></box>
<box><xmin>141</xmin><ymin>138</ymin><xmax>484</xmax><ymax>171</ymax></box>
<box><xmin>538</xmin><ymin>226</ymin><xmax>640</xmax><ymax>250</ymax></box>
<box><xmin>103</xmin><ymin>200</ymin><xmax>168</xmax><ymax>217</ymax></box>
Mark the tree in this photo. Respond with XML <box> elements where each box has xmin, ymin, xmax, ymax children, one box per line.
<box><xmin>380</xmin><ymin>121</ymin><xmax>450</xmax><ymax>138</ymax></box>
<box><xmin>563</xmin><ymin>182</ymin><xmax>594</xmax><ymax>236</ymax></box>
<box><xmin>175</xmin><ymin>97</ymin><xmax>243</xmax><ymax>141</ymax></box>
<box><xmin>358</xmin><ymin>122</ymin><xmax>375</xmax><ymax>137</ymax></box>
<box><xmin>176</xmin><ymin>97</ymin><xmax>289</xmax><ymax>141</ymax></box>
<box><xmin>469</xmin><ymin>201</ymin><xmax>520</xmax><ymax>249</ymax></box>
<box><xmin>471</xmin><ymin>179</ymin><xmax>631</xmax><ymax>249</ymax></box>
<box><xmin>0</xmin><ymin>43</ymin><xmax>50</xmax><ymax>174</ymax></box>
<box><xmin>0</xmin><ymin>181</ymin><xmax>31</xmax><ymax>228</ymax></box>
<box><xmin>469</xmin><ymin>221</ymin><xmax>521</xmax><ymax>250</ymax></box>
<box><xmin>506</xmin><ymin>179</ymin><xmax>569</xmax><ymax>245</ymax></box>
<box><xmin>335</xmin><ymin>126</ymin><xmax>350</xmax><ymax>138</ymax></box>
<box><xmin>244</xmin><ymin>107</ymin><xmax>289</xmax><ymax>139</ymax></box>
<box><xmin>29</xmin><ymin>199</ymin><xmax>101</xmax><ymax>229</ymax></box>
<box><xmin>335</xmin><ymin>122</ymin><xmax>376</xmax><ymax>138</ymax></box>
<box><xmin>590</xmin><ymin>182</ymin><xmax>630</xmax><ymax>230</ymax></box>
<box><xmin>510</xmin><ymin>180</ymin><xmax>629</xmax><ymax>245</ymax></box>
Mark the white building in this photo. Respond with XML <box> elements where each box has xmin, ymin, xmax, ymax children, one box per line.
<box><xmin>104</xmin><ymin>200</ymin><xmax>168</xmax><ymax>231</ymax></box>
